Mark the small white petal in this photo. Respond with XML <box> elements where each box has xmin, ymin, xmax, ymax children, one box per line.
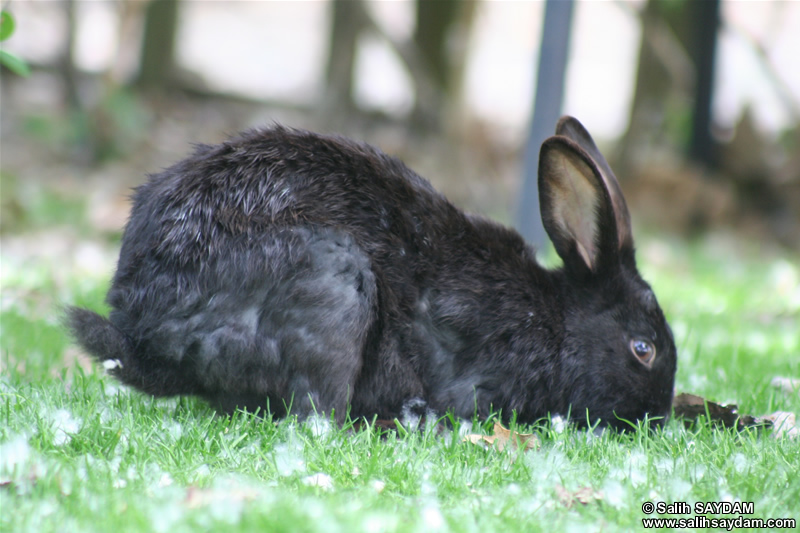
<box><xmin>103</xmin><ymin>359</ymin><xmax>123</xmax><ymax>370</ymax></box>
<box><xmin>303</xmin><ymin>473</ymin><xmax>333</xmax><ymax>490</ymax></box>
<box><xmin>420</xmin><ymin>505</ymin><xmax>445</xmax><ymax>530</ymax></box>
<box><xmin>551</xmin><ymin>415</ymin><xmax>567</xmax><ymax>434</ymax></box>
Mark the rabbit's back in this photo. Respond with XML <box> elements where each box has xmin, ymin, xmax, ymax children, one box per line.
<box><xmin>126</xmin><ymin>127</ymin><xmax>452</xmax><ymax>264</ymax></box>
<box><xmin>113</xmin><ymin>125</ymin><xmax>532</xmax><ymax>332</ymax></box>
<box><xmin>113</xmin><ymin>127</ymin><xmax>476</xmax><ymax>322</ymax></box>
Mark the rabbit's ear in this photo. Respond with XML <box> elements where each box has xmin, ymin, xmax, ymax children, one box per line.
<box><xmin>554</xmin><ymin>116</ymin><xmax>633</xmax><ymax>251</ymax></box>
<box><xmin>538</xmin><ymin>135</ymin><xmax>621</xmax><ymax>274</ymax></box>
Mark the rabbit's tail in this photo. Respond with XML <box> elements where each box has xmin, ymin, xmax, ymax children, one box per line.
<box><xmin>65</xmin><ymin>306</ymin><xmax>203</xmax><ymax>397</ymax></box>
<box><xmin>65</xmin><ymin>307</ymin><xmax>134</xmax><ymax>366</ymax></box>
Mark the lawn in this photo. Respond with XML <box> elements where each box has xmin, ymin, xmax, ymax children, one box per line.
<box><xmin>1</xmin><ymin>183</ymin><xmax>799</xmax><ymax>532</ymax></box>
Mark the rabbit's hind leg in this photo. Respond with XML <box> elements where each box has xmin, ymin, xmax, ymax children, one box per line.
<box><xmin>207</xmin><ymin>229</ymin><xmax>377</xmax><ymax>421</ymax></box>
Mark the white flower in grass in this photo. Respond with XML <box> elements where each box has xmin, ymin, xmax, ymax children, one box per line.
<box><xmin>369</xmin><ymin>479</ymin><xmax>386</xmax><ymax>493</ymax></box>
<box><xmin>719</xmin><ymin>491</ymin><xmax>734</xmax><ymax>503</ymax></box>
<box><xmin>150</xmin><ymin>500</ymin><xmax>183</xmax><ymax>533</ymax></box>
<box><xmin>50</xmin><ymin>409</ymin><xmax>81</xmax><ymax>446</ymax></box>
<box><xmin>304</xmin><ymin>414</ymin><xmax>331</xmax><ymax>437</ymax></box>
<box><xmin>274</xmin><ymin>443</ymin><xmax>305</xmax><ymax>477</ymax></box>
<box><xmin>363</xmin><ymin>514</ymin><xmax>394</xmax><ymax>533</ymax></box>
<box><xmin>102</xmin><ymin>382</ymin><xmax>123</xmax><ymax>397</ymax></box>
<box><xmin>626</xmin><ymin>452</ymin><xmax>647</xmax><ymax>488</ymax></box>
<box><xmin>653</xmin><ymin>457</ymin><xmax>674</xmax><ymax>474</ymax></box>
<box><xmin>420</xmin><ymin>505</ymin><xmax>445</xmax><ymax>530</ymax></box>
<box><xmin>730</xmin><ymin>453</ymin><xmax>748</xmax><ymax>473</ymax></box>
<box><xmin>0</xmin><ymin>434</ymin><xmax>31</xmax><ymax>474</ymax></box>
<box><xmin>193</xmin><ymin>464</ymin><xmax>211</xmax><ymax>480</ymax></box>
<box><xmin>601</xmin><ymin>479</ymin><xmax>626</xmax><ymax>509</ymax></box>
<box><xmin>164</xmin><ymin>419</ymin><xmax>183</xmax><ymax>441</ymax></box>
<box><xmin>669</xmin><ymin>478</ymin><xmax>692</xmax><ymax>500</ymax></box>
<box><xmin>303</xmin><ymin>473</ymin><xmax>333</xmax><ymax>490</ymax></box>
<box><xmin>550</xmin><ymin>415</ymin><xmax>567</xmax><ymax>434</ymax></box>
<box><xmin>208</xmin><ymin>492</ymin><xmax>246</xmax><ymax>525</ymax></box>
<box><xmin>693</xmin><ymin>463</ymin><xmax>707</xmax><ymax>480</ymax></box>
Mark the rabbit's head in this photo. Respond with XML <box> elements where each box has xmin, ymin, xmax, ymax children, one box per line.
<box><xmin>539</xmin><ymin>117</ymin><xmax>677</xmax><ymax>430</ymax></box>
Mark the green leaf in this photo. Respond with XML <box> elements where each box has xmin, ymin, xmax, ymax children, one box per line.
<box><xmin>0</xmin><ymin>49</ymin><xmax>30</xmax><ymax>77</ymax></box>
<box><xmin>0</xmin><ymin>11</ymin><xmax>15</xmax><ymax>41</ymax></box>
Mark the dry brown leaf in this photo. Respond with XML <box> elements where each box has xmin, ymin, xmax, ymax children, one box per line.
<box><xmin>673</xmin><ymin>392</ymin><xmax>799</xmax><ymax>439</ymax></box>
<box><xmin>463</xmin><ymin>422</ymin><xmax>539</xmax><ymax>452</ymax></box>
<box><xmin>672</xmin><ymin>393</ymin><xmax>764</xmax><ymax>429</ymax></box>
<box><xmin>555</xmin><ymin>484</ymin><xmax>603</xmax><ymax>508</ymax></box>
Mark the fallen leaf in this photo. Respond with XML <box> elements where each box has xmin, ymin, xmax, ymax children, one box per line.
<box><xmin>672</xmin><ymin>393</ymin><xmax>766</xmax><ymax>430</ymax></box>
<box><xmin>463</xmin><ymin>422</ymin><xmax>539</xmax><ymax>452</ymax></box>
<box><xmin>770</xmin><ymin>377</ymin><xmax>800</xmax><ymax>397</ymax></box>
<box><xmin>757</xmin><ymin>411</ymin><xmax>800</xmax><ymax>440</ymax></box>
<box><xmin>556</xmin><ymin>484</ymin><xmax>603</xmax><ymax>508</ymax></box>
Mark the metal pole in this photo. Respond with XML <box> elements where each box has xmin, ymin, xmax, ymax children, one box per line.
<box><xmin>516</xmin><ymin>0</ymin><xmax>575</xmax><ymax>251</ymax></box>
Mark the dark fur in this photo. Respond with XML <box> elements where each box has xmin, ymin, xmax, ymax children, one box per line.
<box><xmin>66</xmin><ymin>117</ymin><xmax>676</xmax><ymax>429</ymax></box>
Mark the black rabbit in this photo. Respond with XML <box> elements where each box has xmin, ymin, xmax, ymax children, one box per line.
<box><xmin>67</xmin><ymin>116</ymin><xmax>677</xmax><ymax>430</ymax></box>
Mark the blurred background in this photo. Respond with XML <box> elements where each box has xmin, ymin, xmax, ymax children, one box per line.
<box><xmin>1</xmin><ymin>0</ymin><xmax>799</xmax><ymax>274</ymax></box>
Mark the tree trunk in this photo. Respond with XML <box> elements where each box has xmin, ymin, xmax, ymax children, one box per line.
<box><xmin>616</xmin><ymin>0</ymin><xmax>677</xmax><ymax>178</ymax></box>
<box><xmin>59</xmin><ymin>0</ymin><xmax>80</xmax><ymax>110</ymax></box>
<box><xmin>412</xmin><ymin>0</ymin><xmax>462</xmax><ymax>129</ymax></box>
<box><xmin>136</xmin><ymin>0</ymin><xmax>179</xmax><ymax>91</ymax></box>
<box><xmin>687</xmin><ymin>0</ymin><xmax>720</xmax><ymax>169</ymax></box>
<box><xmin>324</xmin><ymin>0</ymin><xmax>366</xmax><ymax>116</ymax></box>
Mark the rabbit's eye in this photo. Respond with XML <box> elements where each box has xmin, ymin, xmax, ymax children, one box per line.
<box><xmin>630</xmin><ymin>339</ymin><xmax>656</xmax><ymax>366</ymax></box>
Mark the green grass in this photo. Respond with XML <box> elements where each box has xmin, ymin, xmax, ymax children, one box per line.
<box><xmin>2</xmin><ymin>215</ymin><xmax>799</xmax><ymax>531</ymax></box>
